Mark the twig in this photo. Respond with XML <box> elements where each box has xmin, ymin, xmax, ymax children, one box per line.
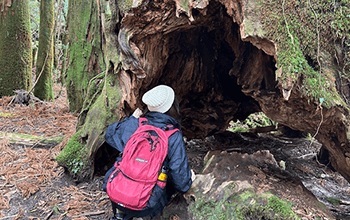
<box><xmin>7</xmin><ymin>96</ymin><xmax>15</xmax><ymax>107</ymax></box>
<box><xmin>0</xmin><ymin>215</ymin><xmax>17</xmax><ymax>220</ymax></box>
<box><xmin>31</xmin><ymin>138</ymin><xmax>48</xmax><ymax>148</ymax></box>
<box><xmin>29</xmin><ymin>48</ymin><xmax>51</xmax><ymax>95</ymax></box>
<box><xmin>307</xmin><ymin>0</ymin><xmax>325</xmax><ymax>153</ymax></box>
<box><xmin>309</xmin><ymin>105</ymin><xmax>323</xmax><ymax>149</ymax></box>
<box><xmin>71</xmin><ymin>211</ymin><xmax>105</xmax><ymax>218</ymax></box>
<box><xmin>44</xmin><ymin>210</ymin><xmax>54</xmax><ymax>220</ymax></box>
<box><xmin>58</xmin><ymin>212</ymin><xmax>68</xmax><ymax>220</ymax></box>
<box><xmin>282</xmin><ymin>0</ymin><xmax>294</xmax><ymax>47</ymax></box>
<box><xmin>295</xmin><ymin>152</ymin><xmax>316</xmax><ymax>159</ymax></box>
<box><xmin>340</xmin><ymin>199</ymin><xmax>350</xmax><ymax>205</ymax></box>
<box><xmin>226</xmin><ymin>148</ymin><xmax>242</xmax><ymax>152</ymax></box>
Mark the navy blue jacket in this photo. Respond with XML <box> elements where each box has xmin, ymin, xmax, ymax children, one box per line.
<box><xmin>103</xmin><ymin>112</ymin><xmax>192</xmax><ymax>218</ymax></box>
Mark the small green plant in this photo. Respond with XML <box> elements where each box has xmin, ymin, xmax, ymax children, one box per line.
<box><xmin>53</xmin><ymin>205</ymin><xmax>60</xmax><ymax>214</ymax></box>
<box><xmin>228</xmin><ymin>112</ymin><xmax>276</xmax><ymax>133</ymax></box>
<box><xmin>326</xmin><ymin>197</ymin><xmax>340</xmax><ymax>205</ymax></box>
<box><xmin>55</xmin><ymin>131</ymin><xmax>87</xmax><ymax>175</ymax></box>
<box><xmin>227</xmin><ymin>126</ymin><xmax>249</xmax><ymax>133</ymax></box>
<box><xmin>68</xmin><ymin>159</ymin><xmax>85</xmax><ymax>174</ymax></box>
<box><xmin>279</xmin><ymin>160</ymin><xmax>286</xmax><ymax>170</ymax></box>
<box><xmin>306</xmin><ymin>133</ymin><xmax>313</xmax><ymax>141</ymax></box>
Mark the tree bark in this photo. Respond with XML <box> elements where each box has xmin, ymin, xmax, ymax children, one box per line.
<box><xmin>0</xmin><ymin>0</ymin><xmax>32</xmax><ymax>96</ymax></box>
<box><xmin>64</xmin><ymin>0</ymin><xmax>105</xmax><ymax>113</ymax></box>
<box><xmin>34</xmin><ymin>0</ymin><xmax>55</xmax><ymax>100</ymax></box>
<box><xmin>56</xmin><ymin>0</ymin><xmax>122</xmax><ymax>180</ymax></box>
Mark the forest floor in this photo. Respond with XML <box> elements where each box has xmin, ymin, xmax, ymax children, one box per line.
<box><xmin>0</xmin><ymin>85</ymin><xmax>350</xmax><ymax>220</ymax></box>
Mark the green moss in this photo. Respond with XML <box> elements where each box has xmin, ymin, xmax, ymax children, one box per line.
<box><xmin>236</xmin><ymin>192</ymin><xmax>299</xmax><ymax>220</ymax></box>
<box><xmin>260</xmin><ymin>0</ymin><xmax>350</xmax><ymax>108</ymax></box>
<box><xmin>65</xmin><ymin>0</ymin><xmax>104</xmax><ymax>112</ymax></box>
<box><xmin>55</xmin><ymin>131</ymin><xmax>87</xmax><ymax>175</ymax></box>
<box><xmin>227</xmin><ymin>126</ymin><xmax>249</xmax><ymax>133</ymax></box>
<box><xmin>0</xmin><ymin>0</ymin><xmax>32</xmax><ymax>96</ymax></box>
<box><xmin>190</xmin><ymin>194</ymin><xmax>229</xmax><ymax>220</ymax></box>
<box><xmin>267</xmin><ymin>195</ymin><xmax>298</xmax><ymax>218</ymax></box>
<box><xmin>117</xmin><ymin>0</ymin><xmax>135</xmax><ymax>12</ymax></box>
<box><xmin>0</xmin><ymin>112</ymin><xmax>16</xmax><ymax>118</ymax></box>
<box><xmin>34</xmin><ymin>0</ymin><xmax>55</xmax><ymax>101</ymax></box>
<box><xmin>79</xmin><ymin>72</ymin><xmax>121</xmax><ymax>151</ymax></box>
<box><xmin>326</xmin><ymin>197</ymin><xmax>340</xmax><ymax>206</ymax></box>
<box><xmin>227</xmin><ymin>112</ymin><xmax>276</xmax><ymax>133</ymax></box>
<box><xmin>58</xmin><ymin>67</ymin><xmax>121</xmax><ymax>177</ymax></box>
<box><xmin>0</xmin><ymin>131</ymin><xmax>64</xmax><ymax>145</ymax></box>
<box><xmin>190</xmin><ymin>189</ymin><xmax>299</xmax><ymax>220</ymax></box>
<box><xmin>180</xmin><ymin>0</ymin><xmax>190</xmax><ymax>14</ymax></box>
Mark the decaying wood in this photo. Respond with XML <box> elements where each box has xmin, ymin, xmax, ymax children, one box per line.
<box><xmin>8</xmin><ymin>90</ymin><xmax>43</xmax><ymax>106</ymax></box>
<box><xmin>102</xmin><ymin>0</ymin><xmax>350</xmax><ymax>183</ymax></box>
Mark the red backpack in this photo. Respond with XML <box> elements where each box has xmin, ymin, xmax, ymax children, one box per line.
<box><xmin>106</xmin><ymin>117</ymin><xmax>179</xmax><ymax>210</ymax></box>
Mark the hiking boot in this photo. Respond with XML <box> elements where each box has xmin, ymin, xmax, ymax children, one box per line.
<box><xmin>111</xmin><ymin>213</ymin><xmax>134</xmax><ymax>220</ymax></box>
<box><xmin>115</xmin><ymin>212</ymin><xmax>125</xmax><ymax>220</ymax></box>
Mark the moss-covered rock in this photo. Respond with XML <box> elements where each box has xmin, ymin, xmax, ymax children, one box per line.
<box><xmin>185</xmin><ymin>150</ymin><xmax>334</xmax><ymax>219</ymax></box>
<box><xmin>190</xmin><ymin>188</ymin><xmax>299</xmax><ymax>220</ymax></box>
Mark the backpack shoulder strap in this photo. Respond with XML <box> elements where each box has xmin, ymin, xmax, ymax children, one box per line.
<box><xmin>164</xmin><ymin>126</ymin><xmax>179</xmax><ymax>138</ymax></box>
<box><xmin>139</xmin><ymin>117</ymin><xmax>148</xmax><ymax>126</ymax></box>
<box><xmin>139</xmin><ymin>117</ymin><xmax>179</xmax><ymax>137</ymax></box>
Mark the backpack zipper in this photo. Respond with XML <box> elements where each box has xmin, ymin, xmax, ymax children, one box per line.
<box><xmin>109</xmin><ymin>169</ymin><xmax>121</xmax><ymax>182</ymax></box>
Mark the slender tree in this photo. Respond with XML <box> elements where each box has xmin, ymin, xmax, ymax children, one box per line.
<box><xmin>0</xmin><ymin>0</ymin><xmax>32</xmax><ymax>96</ymax></box>
<box><xmin>34</xmin><ymin>0</ymin><xmax>54</xmax><ymax>100</ymax></box>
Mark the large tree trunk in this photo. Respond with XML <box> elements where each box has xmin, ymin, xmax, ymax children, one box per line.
<box><xmin>0</xmin><ymin>0</ymin><xmax>32</xmax><ymax>96</ymax></box>
<box><xmin>61</xmin><ymin>0</ymin><xmax>350</xmax><ymax>185</ymax></box>
<box><xmin>34</xmin><ymin>0</ymin><xmax>54</xmax><ymax>100</ymax></box>
<box><xmin>63</xmin><ymin>0</ymin><xmax>106</xmax><ymax>113</ymax></box>
<box><xmin>56</xmin><ymin>0</ymin><xmax>122</xmax><ymax>179</ymax></box>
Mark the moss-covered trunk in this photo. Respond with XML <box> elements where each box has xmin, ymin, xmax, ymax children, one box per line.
<box><xmin>64</xmin><ymin>0</ymin><xmax>104</xmax><ymax>113</ymax></box>
<box><xmin>34</xmin><ymin>0</ymin><xmax>54</xmax><ymax>100</ymax></box>
<box><xmin>56</xmin><ymin>0</ymin><xmax>122</xmax><ymax>180</ymax></box>
<box><xmin>0</xmin><ymin>0</ymin><xmax>32</xmax><ymax>96</ymax></box>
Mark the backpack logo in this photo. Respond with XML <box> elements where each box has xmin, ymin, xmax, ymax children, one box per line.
<box><xmin>135</xmin><ymin>158</ymin><xmax>147</xmax><ymax>163</ymax></box>
<box><xmin>106</xmin><ymin>117</ymin><xmax>178</xmax><ymax>210</ymax></box>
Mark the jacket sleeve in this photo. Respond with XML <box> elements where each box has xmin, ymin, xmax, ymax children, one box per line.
<box><xmin>167</xmin><ymin>132</ymin><xmax>192</xmax><ymax>193</ymax></box>
<box><xmin>104</xmin><ymin>116</ymin><xmax>139</xmax><ymax>152</ymax></box>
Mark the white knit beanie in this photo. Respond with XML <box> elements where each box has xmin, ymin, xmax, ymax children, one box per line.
<box><xmin>142</xmin><ymin>85</ymin><xmax>175</xmax><ymax>113</ymax></box>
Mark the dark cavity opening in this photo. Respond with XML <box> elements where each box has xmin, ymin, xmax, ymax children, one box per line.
<box><xmin>156</xmin><ymin>1</ymin><xmax>265</xmax><ymax>138</ymax></box>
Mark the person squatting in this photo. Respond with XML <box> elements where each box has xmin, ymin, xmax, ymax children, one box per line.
<box><xmin>103</xmin><ymin>85</ymin><xmax>193</xmax><ymax>220</ymax></box>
